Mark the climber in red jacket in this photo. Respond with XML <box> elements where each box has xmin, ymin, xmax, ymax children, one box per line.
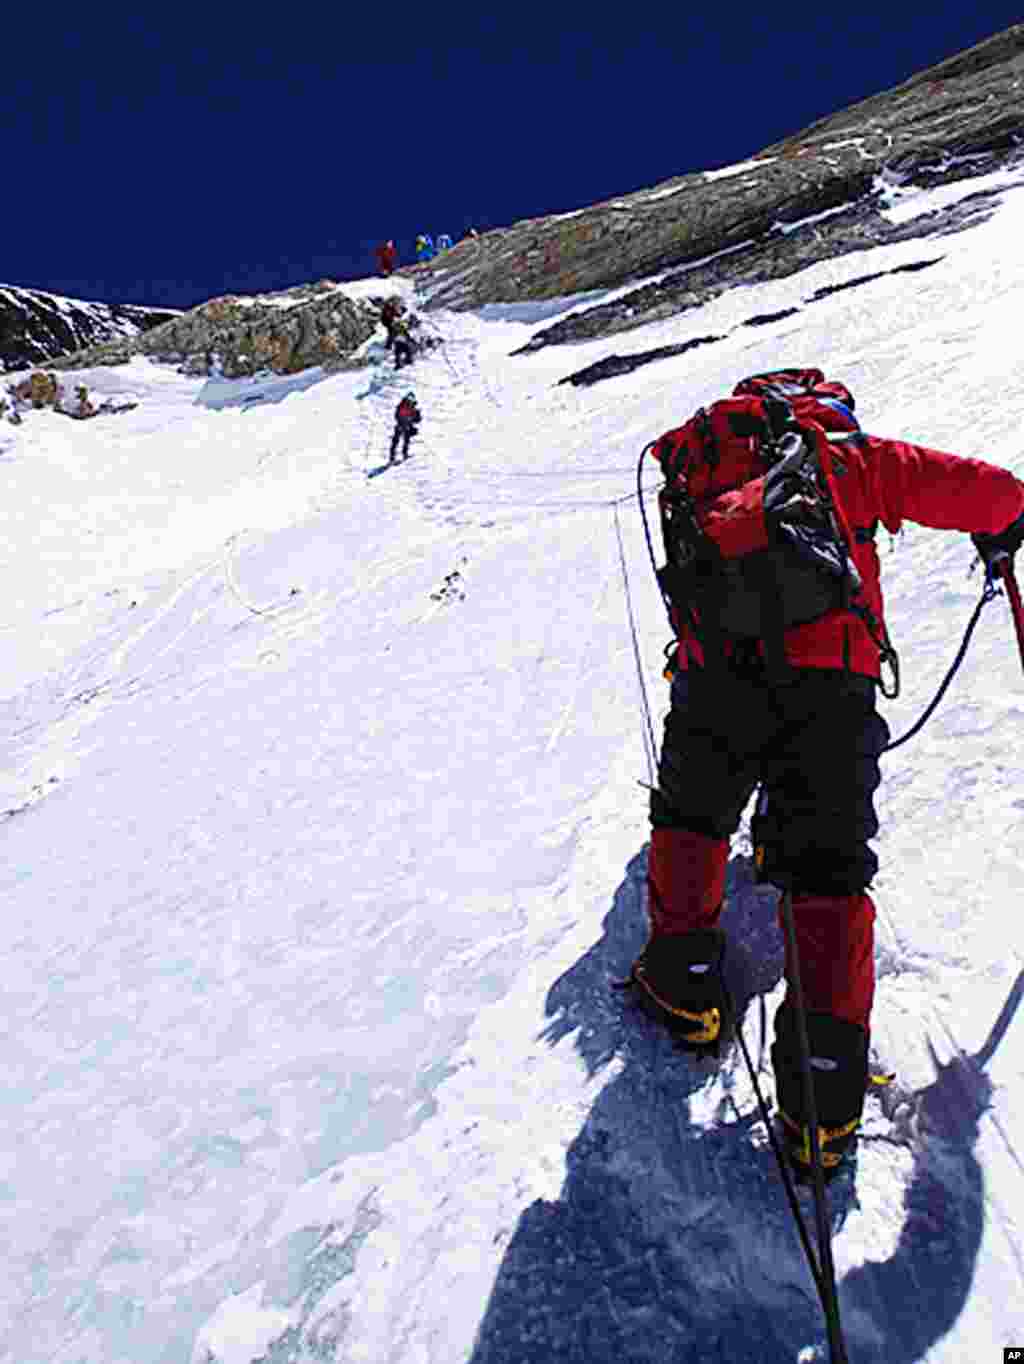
<box><xmin>628</xmin><ymin>368</ymin><xmax>1024</xmax><ymax>1178</ymax></box>
<box><xmin>375</xmin><ymin>240</ymin><xmax>398</xmax><ymax>276</ymax></box>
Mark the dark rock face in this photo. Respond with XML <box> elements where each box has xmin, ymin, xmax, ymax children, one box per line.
<box><xmin>557</xmin><ymin>335</ymin><xmax>723</xmax><ymax>388</ymax></box>
<box><xmin>0</xmin><ymin>285</ymin><xmax>177</xmax><ymax>372</ymax></box>
<box><xmin>556</xmin><ymin>257</ymin><xmax>945</xmax><ymax>388</ymax></box>
<box><xmin>413</xmin><ymin>23</ymin><xmax>1024</xmax><ymax>353</ymax></box>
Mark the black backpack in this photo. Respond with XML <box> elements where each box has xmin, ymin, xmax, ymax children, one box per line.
<box><xmin>650</xmin><ymin>369</ymin><xmax>867</xmax><ymax>681</ymax></box>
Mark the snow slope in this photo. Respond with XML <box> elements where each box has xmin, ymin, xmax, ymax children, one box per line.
<box><xmin>5</xmin><ymin>173</ymin><xmax>1024</xmax><ymax>1363</ymax></box>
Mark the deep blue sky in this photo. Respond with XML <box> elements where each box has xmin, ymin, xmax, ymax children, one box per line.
<box><xmin>6</xmin><ymin>5</ymin><xmax>1022</xmax><ymax>310</ymax></box>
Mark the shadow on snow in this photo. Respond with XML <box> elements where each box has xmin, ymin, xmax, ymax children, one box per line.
<box><xmin>468</xmin><ymin>849</ymin><xmax>1017</xmax><ymax>1363</ymax></box>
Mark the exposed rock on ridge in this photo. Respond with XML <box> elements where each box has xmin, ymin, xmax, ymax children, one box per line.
<box><xmin>15</xmin><ymin>24</ymin><xmax>1024</xmax><ymax>384</ymax></box>
<box><xmin>49</xmin><ymin>280</ymin><xmax>381</xmax><ymax>379</ymax></box>
<box><xmin>411</xmin><ymin>23</ymin><xmax>1024</xmax><ymax>351</ymax></box>
<box><xmin>0</xmin><ymin>284</ymin><xmax>177</xmax><ymax>373</ymax></box>
<box><xmin>557</xmin><ymin>257</ymin><xmax>945</xmax><ymax>387</ymax></box>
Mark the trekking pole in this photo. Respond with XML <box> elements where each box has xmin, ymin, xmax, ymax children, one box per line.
<box><xmin>777</xmin><ymin>890</ymin><xmax>850</xmax><ymax>1364</ymax></box>
<box><xmin>995</xmin><ymin>557</ymin><xmax>1024</xmax><ymax>673</ymax></box>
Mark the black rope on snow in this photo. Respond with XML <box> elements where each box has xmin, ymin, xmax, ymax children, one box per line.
<box><xmin>883</xmin><ymin>576</ymin><xmax>998</xmax><ymax>753</ymax></box>
<box><xmin>613</xmin><ymin>484</ymin><xmax>661</xmax><ymax>509</ymax></box>
<box><xmin>734</xmin><ymin>1024</ymin><xmax>826</xmax><ymax>1301</ymax></box>
<box><xmin>776</xmin><ymin>891</ymin><xmax>850</xmax><ymax>1363</ymax></box>
<box><xmin>613</xmin><ymin>500</ymin><xmax>658</xmax><ymax>787</ymax></box>
<box><xmin>445</xmin><ymin>498</ymin><xmax>647</xmax><ymax>513</ymax></box>
<box><xmin>635</xmin><ymin>442</ymin><xmax>675</xmax><ymax>627</ymax></box>
<box><xmin>438</xmin><ymin>338</ymin><xmax>462</xmax><ymax>387</ymax></box>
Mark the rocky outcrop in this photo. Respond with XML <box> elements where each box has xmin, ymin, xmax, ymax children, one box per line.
<box><xmin>411</xmin><ymin>23</ymin><xmax>1024</xmax><ymax>352</ymax></box>
<box><xmin>49</xmin><ymin>280</ymin><xmax>381</xmax><ymax>378</ymax></box>
<box><xmin>4</xmin><ymin>371</ymin><xmax>138</xmax><ymax>423</ymax></box>
<box><xmin>139</xmin><ymin>283</ymin><xmax>378</xmax><ymax>378</ymax></box>
<box><xmin>14</xmin><ymin>371</ymin><xmax>60</xmax><ymax>408</ymax></box>
<box><xmin>0</xmin><ymin>285</ymin><xmax>177</xmax><ymax>372</ymax></box>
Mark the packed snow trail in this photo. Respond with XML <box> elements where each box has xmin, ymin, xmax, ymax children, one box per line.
<box><xmin>4</xmin><ymin>171</ymin><xmax>1024</xmax><ymax>1363</ymax></box>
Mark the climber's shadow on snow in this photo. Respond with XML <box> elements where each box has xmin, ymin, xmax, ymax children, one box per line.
<box><xmin>538</xmin><ymin>844</ymin><xmax>783</xmax><ymax>1077</ymax></box>
<box><xmin>468</xmin><ymin>847</ymin><xmax>1016</xmax><ymax>1364</ymax></box>
<box><xmin>840</xmin><ymin>969</ymin><xmax>1023</xmax><ymax>1360</ymax></box>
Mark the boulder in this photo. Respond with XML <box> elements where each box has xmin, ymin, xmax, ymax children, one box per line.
<box><xmin>131</xmin><ymin>287</ymin><xmax>379</xmax><ymax>378</ymax></box>
<box><xmin>14</xmin><ymin>371</ymin><xmax>60</xmax><ymax>408</ymax></box>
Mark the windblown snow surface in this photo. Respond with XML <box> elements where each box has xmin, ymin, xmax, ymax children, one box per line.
<box><xmin>5</xmin><ymin>172</ymin><xmax>1024</xmax><ymax>1364</ymax></box>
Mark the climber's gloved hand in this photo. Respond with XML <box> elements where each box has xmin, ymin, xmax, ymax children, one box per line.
<box><xmin>972</xmin><ymin>509</ymin><xmax>1024</xmax><ymax>568</ymax></box>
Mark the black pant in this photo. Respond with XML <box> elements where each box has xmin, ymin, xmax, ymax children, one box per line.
<box><xmin>394</xmin><ymin>341</ymin><xmax>414</xmax><ymax>369</ymax></box>
<box><xmin>390</xmin><ymin>421</ymin><xmax>416</xmax><ymax>460</ymax></box>
<box><xmin>651</xmin><ymin>665</ymin><xmax>889</xmax><ymax>895</ymax></box>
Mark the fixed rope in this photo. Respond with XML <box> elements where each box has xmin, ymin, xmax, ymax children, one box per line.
<box><xmin>882</xmin><ymin>573</ymin><xmax>998</xmax><ymax>752</ymax></box>
<box><xmin>222</xmin><ymin>532</ymin><xmax>299</xmax><ymax>618</ymax></box>
<box><xmin>613</xmin><ymin>500</ymin><xmax>658</xmax><ymax>787</ymax></box>
<box><xmin>734</xmin><ymin>1024</ymin><xmax>827</xmax><ymax>1300</ymax></box>
<box><xmin>776</xmin><ymin>890</ymin><xmax>850</xmax><ymax>1362</ymax></box>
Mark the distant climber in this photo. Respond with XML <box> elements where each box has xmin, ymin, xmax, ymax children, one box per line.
<box><xmin>437</xmin><ymin>233</ymin><xmax>453</xmax><ymax>253</ymax></box>
<box><xmin>392</xmin><ymin>318</ymin><xmax>416</xmax><ymax>370</ymax></box>
<box><xmin>390</xmin><ymin>392</ymin><xmax>421</xmax><ymax>463</ymax></box>
<box><xmin>71</xmin><ymin>385</ymin><xmax>96</xmax><ymax>419</ymax></box>
<box><xmin>380</xmin><ymin>297</ymin><xmax>405</xmax><ymax>350</ymax></box>
<box><xmin>415</xmin><ymin>234</ymin><xmax>435</xmax><ymax>264</ymax></box>
<box><xmin>375</xmin><ymin>240</ymin><xmax>398</xmax><ymax>276</ymax></box>
<box><xmin>2</xmin><ymin>386</ymin><xmax>22</xmax><ymax>425</ymax></box>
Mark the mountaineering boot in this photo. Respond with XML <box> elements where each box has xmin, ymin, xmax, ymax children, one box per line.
<box><xmin>624</xmin><ymin>828</ymin><xmax>732</xmax><ymax>1053</ymax></box>
<box><xmin>628</xmin><ymin>926</ymin><xmax>734</xmax><ymax>1056</ymax></box>
<box><xmin>771</xmin><ymin>1006</ymin><xmax>869</xmax><ymax>1181</ymax></box>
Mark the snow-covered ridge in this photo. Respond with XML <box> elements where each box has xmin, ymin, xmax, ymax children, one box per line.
<box><xmin>0</xmin><ymin>282</ymin><xmax>177</xmax><ymax>372</ymax></box>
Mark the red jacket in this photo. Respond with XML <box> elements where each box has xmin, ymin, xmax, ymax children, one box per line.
<box><xmin>675</xmin><ymin>430</ymin><xmax>1024</xmax><ymax>678</ymax></box>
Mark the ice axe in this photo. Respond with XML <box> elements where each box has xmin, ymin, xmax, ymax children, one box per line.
<box><xmin>994</xmin><ymin>555</ymin><xmax>1024</xmax><ymax>674</ymax></box>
